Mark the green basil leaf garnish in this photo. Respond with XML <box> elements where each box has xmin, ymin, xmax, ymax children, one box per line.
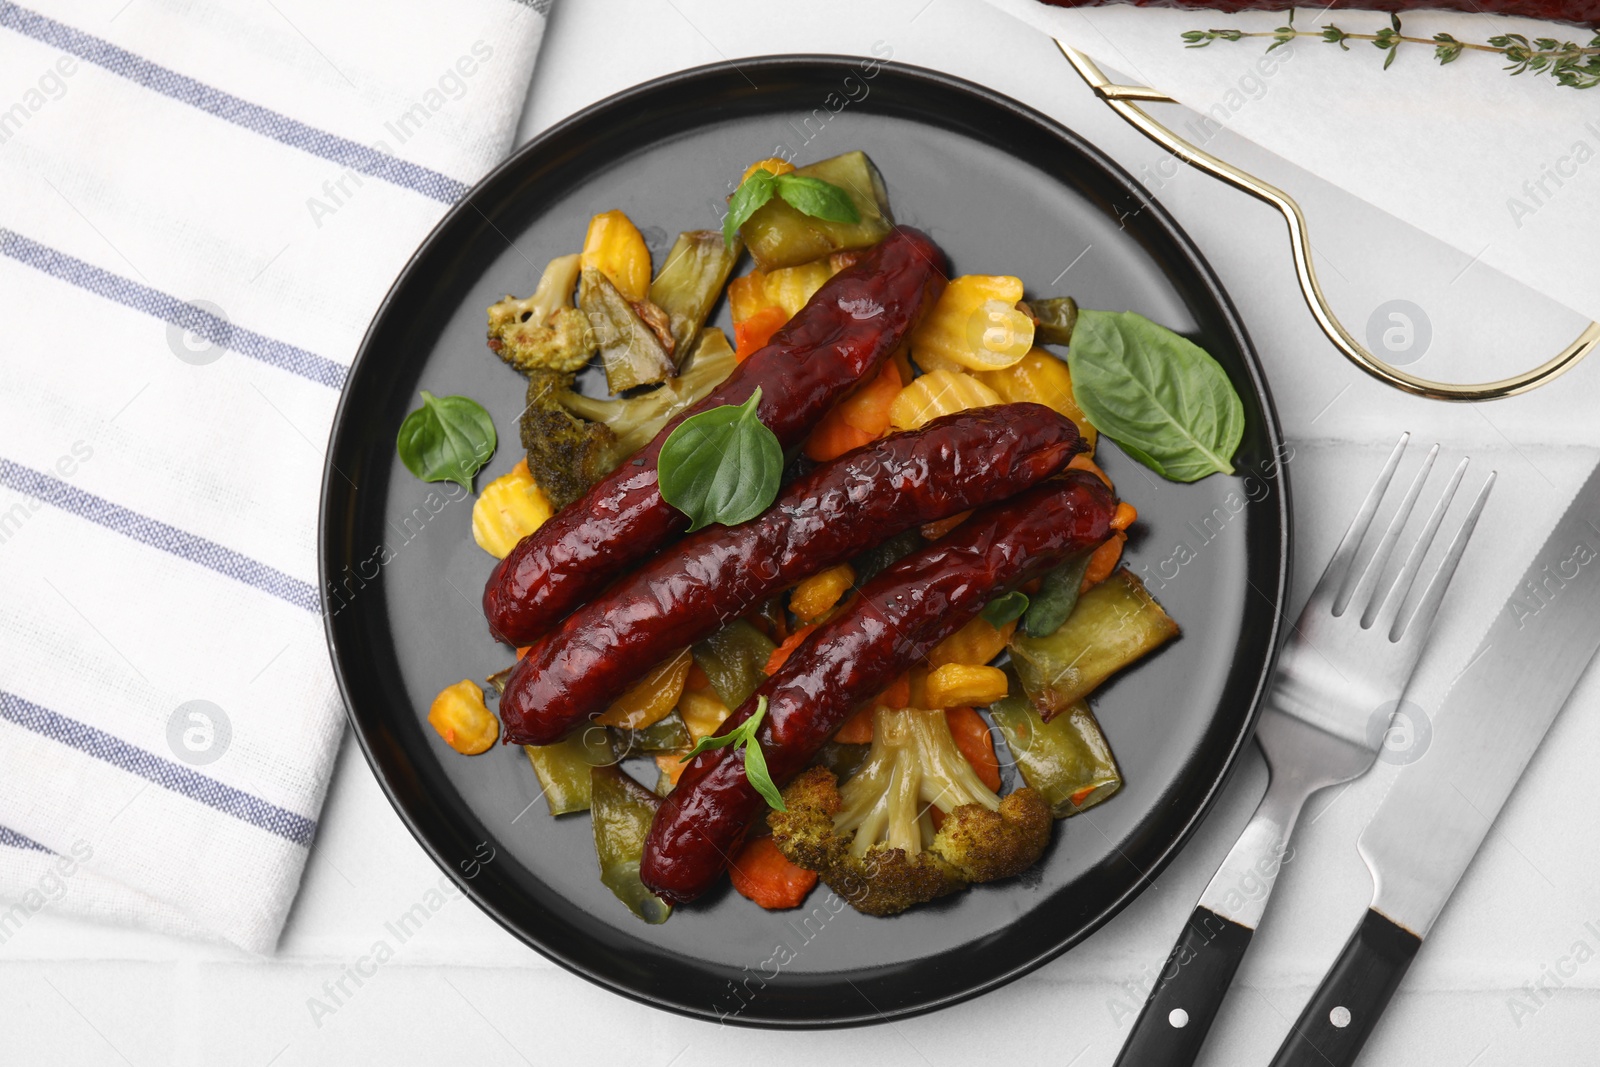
<box><xmin>1022</xmin><ymin>553</ymin><xmax>1092</xmax><ymax>638</ymax></box>
<box><xmin>721</xmin><ymin>169</ymin><xmax>861</xmax><ymax>247</ymax></box>
<box><xmin>396</xmin><ymin>390</ymin><xmax>497</xmax><ymax>492</ymax></box>
<box><xmin>774</xmin><ymin>174</ymin><xmax>860</xmax><ymax>224</ymax></box>
<box><xmin>722</xmin><ymin>170</ymin><xmax>777</xmax><ymax>246</ymax></box>
<box><xmin>1066</xmin><ymin>309</ymin><xmax>1244</xmax><ymax>483</ymax></box>
<box><xmin>657</xmin><ymin>387</ymin><xmax>782</xmax><ymax>531</ymax></box>
<box><xmin>980</xmin><ymin>591</ymin><xmax>1030</xmax><ymax>629</ymax></box>
<box><xmin>678</xmin><ymin>696</ymin><xmax>786</xmax><ymax>811</ymax></box>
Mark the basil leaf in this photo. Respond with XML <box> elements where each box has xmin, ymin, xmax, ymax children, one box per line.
<box><xmin>680</xmin><ymin>694</ymin><xmax>767</xmax><ymax>762</ymax></box>
<box><xmin>396</xmin><ymin>391</ymin><xmax>497</xmax><ymax>492</ymax></box>
<box><xmin>1066</xmin><ymin>309</ymin><xmax>1244</xmax><ymax>482</ymax></box>
<box><xmin>1022</xmin><ymin>553</ymin><xmax>1092</xmax><ymax>637</ymax></box>
<box><xmin>980</xmin><ymin>591</ymin><xmax>1030</xmax><ymax>629</ymax></box>
<box><xmin>774</xmin><ymin>174</ymin><xmax>860</xmax><ymax>225</ymax></box>
<box><xmin>723</xmin><ymin>170</ymin><xmax>776</xmax><ymax>247</ymax></box>
<box><xmin>742</xmin><ymin>736</ymin><xmax>787</xmax><ymax>812</ymax></box>
<box><xmin>676</xmin><ymin>696</ymin><xmax>786</xmax><ymax>810</ymax></box>
<box><xmin>658</xmin><ymin>387</ymin><xmax>782</xmax><ymax>531</ymax></box>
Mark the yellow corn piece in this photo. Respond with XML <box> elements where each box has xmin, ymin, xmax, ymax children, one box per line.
<box><xmin>679</xmin><ymin>688</ymin><xmax>732</xmax><ymax>742</ymax></box>
<box><xmin>926</xmin><ymin>617</ymin><xmax>1017</xmax><ymax>671</ymax></box>
<box><xmin>923</xmin><ymin>663</ymin><xmax>1010</xmax><ymax>709</ymax></box>
<box><xmin>741</xmin><ymin>156</ymin><xmax>796</xmax><ymax>182</ymax></box>
<box><xmin>596</xmin><ymin>648</ymin><xmax>693</xmax><ymax>730</ymax></box>
<box><xmin>428</xmin><ymin>679</ymin><xmax>499</xmax><ymax>755</ymax></box>
<box><xmin>887</xmin><ymin>368</ymin><xmax>1002</xmax><ymax>431</ymax></box>
<box><xmin>790</xmin><ymin>564</ymin><xmax>855</xmax><ymax>624</ymax></box>
<box><xmin>977</xmin><ymin>348</ymin><xmax>1097</xmax><ymax>449</ymax></box>
<box><xmin>472</xmin><ymin>460</ymin><xmax>554</xmax><ymax>559</ymax></box>
<box><xmin>581</xmin><ymin>209</ymin><xmax>651</xmax><ymax>304</ymax></box>
<box><xmin>911</xmin><ymin>275</ymin><xmax>1034</xmax><ymax>373</ymax></box>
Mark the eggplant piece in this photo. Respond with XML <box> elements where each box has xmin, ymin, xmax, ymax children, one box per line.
<box><xmin>739</xmin><ymin>151</ymin><xmax>895</xmax><ymax>271</ymax></box>
<box><xmin>649</xmin><ymin>231</ymin><xmax>743</xmax><ymax>363</ymax></box>
<box><xmin>988</xmin><ymin>682</ymin><xmax>1121</xmax><ymax>817</ymax></box>
<box><xmin>1008</xmin><ymin>570</ymin><xmax>1180</xmax><ymax>717</ymax></box>
<box><xmin>591</xmin><ymin>765</ymin><xmax>672</xmax><ymax>923</ymax></box>
<box><xmin>690</xmin><ymin>618</ymin><xmax>776</xmax><ymax>709</ymax></box>
<box><xmin>559</xmin><ymin>327</ymin><xmax>737</xmax><ymax>458</ymax></box>
<box><xmin>578</xmin><ymin>267</ymin><xmax>676</xmax><ymax>392</ymax></box>
<box><xmin>1029</xmin><ymin>296</ymin><xmax>1079</xmax><ymax>346</ymax></box>
<box><xmin>523</xmin><ymin>727</ymin><xmax>616</xmax><ymax>815</ymax></box>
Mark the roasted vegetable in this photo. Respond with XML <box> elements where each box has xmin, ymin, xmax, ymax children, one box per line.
<box><xmin>988</xmin><ymin>680</ymin><xmax>1121</xmax><ymax>817</ymax></box>
<box><xmin>977</xmin><ymin>348</ymin><xmax>1097</xmax><ymax>450</ymax></box>
<box><xmin>691</xmin><ymin>619</ymin><xmax>776</xmax><ymax>710</ymax></box>
<box><xmin>486</xmin><ymin>254</ymin><xmax>594</xmax><ymax>375</ymax></box>
<box><xmin>1020</xmin><ymin>552</ymin><xmax>1092</xmax><ymax>638</ymax></box>
<box><xmin>428</xmin><ymin>679</ymin><xmax>499</xmax><ymax>755</ymax></box>
<box><xmin>649</xmin><ymin>231</ymin><xmax>742</xmax><ymax>361</ymax></box>
<box><xmin>789</xmin><ymin>564</ymin><xmax>855</xmax><ymax>623</ymax></box>
<box><xmin>524</xmin><ymin>727</ymin><xmax>616</xmax><ymax>815</ymax></box>
<box><xmin>911</xmin><ymin>275</ymin><xmax>1034</xmax><ymax>373</ymax></box>
<box><xmin>729</xmin><ymin>835</ymin><xmax>818</xmax><ymax>910</ymax></box>
<box><xmin>471</xmin><ymin>459</ymin><xmax>554</xmax><ymax>559</ymax></box>
<box><xmin>519</xmin><ymin>369</ymin><xmax>620</xmax><ymax>511</ymax></box>
<box><xmin>887</xmin><ymin>368</ymin><xmax>1001</xmax><ymax>431</ymax></box>
<box><xmin>768</xmin><ymin>707</ymin><xmax>1051</xmax><ymax>915</ymax></box>
<box><xmin>581</xmin><ymin>210</ymin><xmax>651</xmax><ymax>304</ymax></box>
<box><xmin>923</xmin><ymin>664</ymin><xmax>1010</xmax><ymax>709</ymax></box>
<box><xmin>594</xmin><ymin>648</ymin><xmax>692</xmax><ymax>730</ymax></box>
<box><xmin>617</xmin><ymin>710</ymin><xmax>692</xmax><ymax>753</ymax></box>
<box><xmin>925</xmin><ymin>615</ymin><xmax>1015</xmax><ymax>670</ymax></box>
<box><xmin>738</xmin><ymin>151</ymin><xmax>895</xmax><ymax>271</ymax></box>
<box><xmin>559</xmin><ymin>327</ymin><xmax>737</xmax><ymax>458</ymax></box>
<box><xmin>1029</xmin><ymin>296</ymin><xmax>1079</xmax><ymax>346</ymax></box>
<box><xmin>590</xmin><ymin>765</ymin><xmax>672</xmax><ymax>923</ymax></box>
<box><xmin>1009</xmin><ymin>569</ymin><xmax>1180</xmax><ymax>717</ymax></box>
<box><xmin>578</xmin><ymin>267</ymin><xmax>676</xmax><ymax>392</ymax></box>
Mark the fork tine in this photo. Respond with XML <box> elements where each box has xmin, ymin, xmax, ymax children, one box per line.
<box><xmin>1371</xmin><ymin>457</ymin><xmax>1468</xmax><ymax>634</ymax></box>
<box><xmin>1395</xmin><ymin>471</ymin><xmax>1496</xmax><ymax>643</ymax></box>
<box><xmin>1342</xmin><ymin>444</ymin><xmax>1440</xmax><ymax>619</ymax></box>
<box><xmin>1306</xmin><ymin>434</ymin><xmax>1410</xmax><ymax>615</ymax></box>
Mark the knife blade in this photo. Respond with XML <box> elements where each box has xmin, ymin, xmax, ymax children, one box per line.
<box><xmin>1269</xmin><ymin>457</ymin><xmax>1600</xmax><ymax>1067</ymax></box>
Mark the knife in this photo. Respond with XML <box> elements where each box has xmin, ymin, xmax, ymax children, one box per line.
<box><xmin>1268</xmin><ymin>458</ymin><xmax>1600</xmax><ymax>1067</ymax></box>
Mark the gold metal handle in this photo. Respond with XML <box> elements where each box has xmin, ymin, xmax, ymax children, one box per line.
<box><xmin>1057</xmin><ymin>40</ymin><xmax>1600</xmax><ymax>402</ymax></box>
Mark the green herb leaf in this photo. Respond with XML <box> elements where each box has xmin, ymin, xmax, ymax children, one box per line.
<box><xmin>1066</xmin><ymin>309</ymin><xmax>1245</xmax><ymax>483</ymax></box>
<box><xmin>723</xmin><ymin>170</ymin><xmax>777</xmax><ymax>246</ymax></box>
<box><xmin>677</xmin><ymin>696</ymin><xmax>786</xmax><ymax>811</ymax></box>
<box><xmin>396</xmin><ymin>391</ymin><xmax>497</xmax><ymax>492</ymax></box>
<box><xmin>1022</xmin><ymin>553</ymin><xmax>1093</xmax><ymax>637</ymax></box>
<box><xmin>981</xmin><ymin>591</ymin><xmax>1030</xmax><ymax>629</ymax></box>
<box><xmin>658</xmin><ymin>387</ymin><xmax>783</xmax><ymax>531</ymax></box>
<box><xmin>774</xmin><ymin>174</ymin><xmax>861</xmax><ymax>225</ymax></box>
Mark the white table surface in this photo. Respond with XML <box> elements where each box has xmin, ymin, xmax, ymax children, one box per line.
<box><xmin>7</xmin><ymin>0</ymin><xmax>1600</xmax><ymax>1063</ymax></box>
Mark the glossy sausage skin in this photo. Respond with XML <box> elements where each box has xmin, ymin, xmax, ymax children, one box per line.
<box><xmin>1040</xmin><ymin>0</ymin><xmax>1598</xmax><ymax>25</ymax></box>
<box><xmin>639</xmin><ymin>471</ymin><xmax>1117</xmax><ymax>903</ymax></box>
<box><xmin>499</xmin><ymin>404</ymin><xmax>1089</xmax><ymax>746</ymax></box>
<box><xmin>482</xmin><ymin>228</ymin><xmax>948</xmax><ymax>646</ymax></box>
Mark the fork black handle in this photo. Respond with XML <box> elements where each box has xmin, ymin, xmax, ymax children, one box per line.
<box><xmin>1267</xmin><ymin>909</ymin><xmax>1421</xmax><ymax>1067</ymax></box>
<box><xmin>1112</xmin><ymin>906</ymin><xmax>1254</xmax><ymax>1067</ymax></box>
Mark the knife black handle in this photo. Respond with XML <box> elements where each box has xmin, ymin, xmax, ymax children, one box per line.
<box><xmin>1112</xmin><ymin>906</ymin><xmax>1254</xmax><ymax>1067</ymax></box>
<box><xmin>1268</xmin><ymin>908</ymin><xmax>1421</xmax><ymax>1067</ymax></box>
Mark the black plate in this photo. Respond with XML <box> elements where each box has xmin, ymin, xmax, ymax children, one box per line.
<box><xmin>320</xmin><ymin>55</ymin><xmax>1289</xmax><ymax>1028</ymax></box>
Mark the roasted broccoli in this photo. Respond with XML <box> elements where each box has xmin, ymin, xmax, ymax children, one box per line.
<box><xmin>769</xmin><ymin>707</ymin><xmax>1051</xmax><ymax>915</ymax></box>
<box><xmin>487</xmin><ymin>253</ymin><xmax>595</xmax><ymax>375</ymax></box>
<box><xmin>519</xmin><ymin>369</ymin><xmax>619</xmax><ymax>511</ymax></box>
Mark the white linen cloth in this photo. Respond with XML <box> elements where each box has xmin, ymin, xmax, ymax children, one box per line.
<box><xmin>0</xmin><ymin>0</ymin><xmax>550</xmax><ymax>954</ymax></box>
<box><xmin>987</xmin><ymin>0</ymin><xmax>1600</xmax><ymax>326</ymax></box>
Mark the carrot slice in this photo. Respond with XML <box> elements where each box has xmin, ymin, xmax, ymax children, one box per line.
<box><xmin>1068</xmin><ymin>453</ymin><xmax>1112</xmax><ymax>488</ymax></box>
<box><xmin>1081</xmin><ymin>530</ymin><xmax>1127</xmax><ymax>592</ymax></box>
<box><xmin>920</xmin><ymin>510</ymin><xmax>971</xmax><ymax>541</ymax></box>
<box><xmin>763</xmin><ymin>623</ymin><xmax>818</xmax><ymax>676</ymax></box>
<box><xmin>1111</xmin><ymin>501</ymin><xmax>1137</xmax><ymax>531</ymax></box>
<box><xmin>835</xmin><ymin>705</ymin><xmax>875</xmax><ymax>744</ymax></box>
<box><xmin>729</xmin><ymin>836</ymin><xmax>818</xmax><ymax>910</ymax></box>
<box><xmin>804</xmin><ymin>361</ymin><xmax>903</xmax><ymax>461</ymax></box>
<box><xmin>734</xmin><ymin>306</ymin><xmax>788</xmax><ymax>362</ymax></box>
<box><xmin>945</xmin><ymin>706</ymin><xmax>1001</xmax><ymax>792</ymax></box>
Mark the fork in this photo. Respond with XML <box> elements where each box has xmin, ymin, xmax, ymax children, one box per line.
<box><xmin>1112</xmin><ymin>434</ymin><xmax>1494</xmax><ymax>1067</ymax></box>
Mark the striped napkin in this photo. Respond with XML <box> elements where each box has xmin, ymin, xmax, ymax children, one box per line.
<box><xmin>0</xmin><ymin>0</ymin><xmax>550</xmax><ymax>953</ymax></box>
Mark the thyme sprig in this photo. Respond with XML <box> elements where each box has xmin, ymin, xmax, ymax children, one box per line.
<box><xmin>1182</xmin><ymin>12</ymin><xmax>1600</xmax><ymax>88</ymax></box>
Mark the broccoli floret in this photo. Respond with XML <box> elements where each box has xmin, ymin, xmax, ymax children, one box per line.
<box><xmin>487</xmin><ymin>253</ymin><xmax>595</xmax><ymax>375</ymax></box>
<box><xmin>769</xmin><ymin>708</ymin><xmax>1051</xmax><ymax>916</ymax></box>
<box><xmin>520</xmin><ymin>369</ymin><xmax>619</xmax><ymax>511</ymax></box>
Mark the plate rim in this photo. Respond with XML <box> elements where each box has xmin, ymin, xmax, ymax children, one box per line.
<box><xmin>318</xmin><ymin>52</ymin><xmax>1290</xmax><ymax>1028</ymax></box>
